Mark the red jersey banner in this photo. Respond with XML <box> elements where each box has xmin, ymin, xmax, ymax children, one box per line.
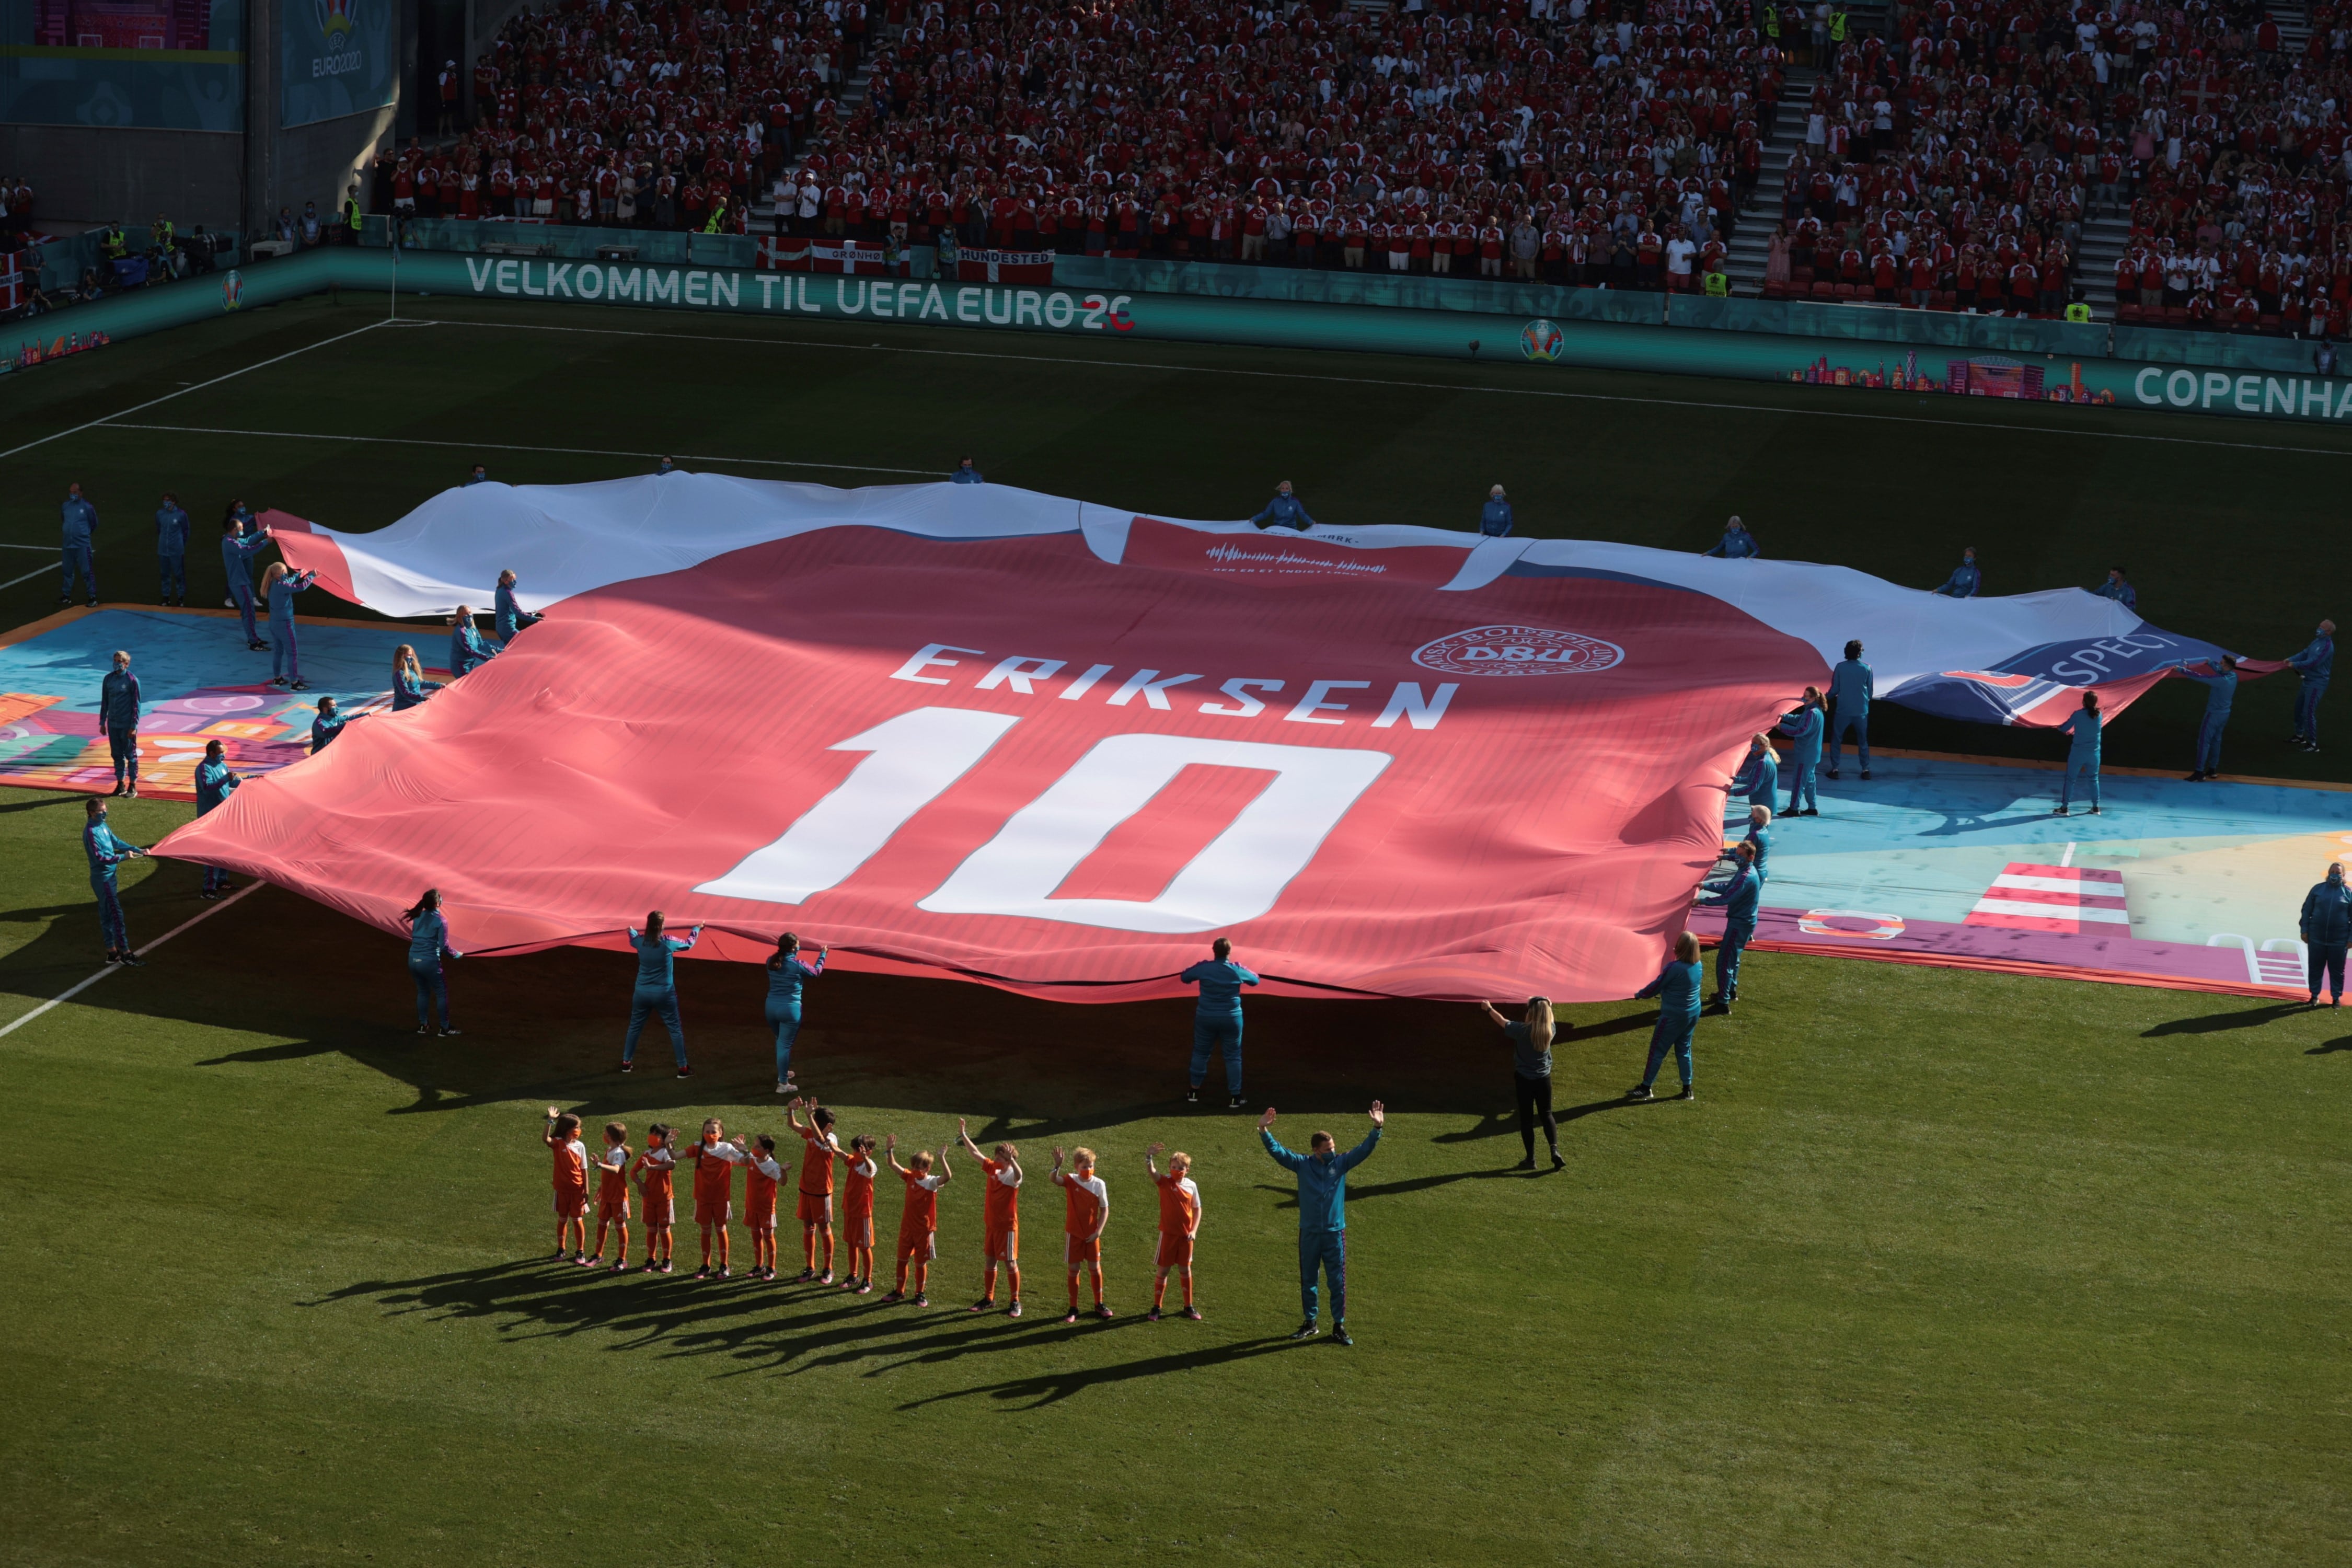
<box><xmin>196</xmin><ymin>479</ymin><xmax>2259</xmax><ymax>1003</ymax></box>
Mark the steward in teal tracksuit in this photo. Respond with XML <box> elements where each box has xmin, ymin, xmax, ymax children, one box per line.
<box><xmin>155</xmin><ymin>497</ymin><xmax>190</xmax><ymax>604</ymax></box>
<box><xmin>2056</xmin><ymin>695</ymin><xmax>2102</xmax><ymax>813</ymax></box>
<box><xmin>1632</xmin><ymin>949</ymin><xmax>1704</xmax><ymax>1097</ymax></box>
<box><xmin>2185</xmin><ymin>655</ymin><xmax>2240</xmax><ymax>780</ymax></box>
<box><xmin>1179</xmin><ymin>941</ymin><xmax>1260</xmax><ymax>1102</ymax></box>
<box><xmin>83</xmin><ymin>801</ymin><xmax>145</xmax><ymax>961</ymax></box>
<box><xmin>1776</xmin><ymin>698</ymin><xmax>1823</xmax><ymax>815</ymax></box>
<box><xmin>221</xmin><ymin>518</ymin><xmax>273</xmax><ymax>648</ymax></box>
<box><xmin>1932</xmin><ymin>550</ymin><xmax>1981</xmax><ymax>597</ymax></box>
<box><xmin>1261</xmin><ymin>1108</ymin><xmax>1383</xmax><ymax>1343</ymax></box>
<box><xmin>193</xmin><ymin>743</ymin><xmax>239</xmax><ymax>895</ymax></box>
<box><xmin>1827</xmin><ymin>644</ymin><xmax>1872</xmax><ymax>776</ymax></box>
<box><xmin>2289</xmin><ymin>624</ymin><xmax>2334</xmax><ymax>750</ymax></box>
<box><xmin>1698</xmin><ymin>843</ymin><xmax>1761</xmax><ymax>1007</ymax></box>
<box><xmin>1731</xmin><ymin>736</ymin><xmax>1779</xmax><ymax>811</ymax></box>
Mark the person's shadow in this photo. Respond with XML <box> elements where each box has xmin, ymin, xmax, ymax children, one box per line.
<box><xmin>895</xmin><ymin>1335</ymin><xmax>1303</xmax><ymax>1411</ymax></box>
<box><xmin>2141</xmin><ymin>1003</ymin><xmax>2310</xmax><ymax>1037</ymax></box>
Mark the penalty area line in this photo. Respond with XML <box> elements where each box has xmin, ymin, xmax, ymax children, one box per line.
<box><xmin>0</xmin><ymin>881</ymin><xmax>262</xmax><ymax>1041</ymax></box>
<box><xmin>0</xmin><ymin>319</ymin><xmax>394</xmax><ymax>464</ymax></box>
<box><xmin>405</xmin><ymin>312</ymin><xmax>2352</xmax><ymax>460</ymax></box>
<box><xmin>100</xmin><ymin>422</ymin><xmax>938</xmax><ymax>477</ymax></box>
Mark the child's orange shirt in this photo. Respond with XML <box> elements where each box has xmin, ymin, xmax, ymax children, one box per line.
<box><xmin>1154</xmin><ymin>1171</ymin><xmax>1202</xmax><ymax>1237</ymax></box>
<box><xmin>690</xmin><ymin>1139</ymin><xmax>742</xmax><ymax>1205</ymax></box>
<box><xmin>1060</xmin><ymin>1168</ymin><xmax>1106</xmax><ymax>1236</ymax></box>
<box><xmin>744</xmin><ymin>1154</ymin><xmax>782</xmax><ymax>1220</ymax></box>
<box><xmin>898</xmin><ymin>1167</ymin><xmax>944</xmax><ymax>1235</ymax></box>
<box><xmin>635</xmin><ymin>1146</ymin><xmax>675</xmax><ymax>1205</ymax></box>
<box><xmin>597</xmin><ymin>1146</ymin><xmax>631</xmax><ymax>1206</ymax></box>
<box><xmin>843</xmin><ymin>1155</ymin><xmax>878</xmax><ymax>1223</ymax></box>
<box><xmin>549</xmin><ymin>1137</ymin><xmax>588</xmax><ymax>1204</ymax></box>
<box><xmin>798</xmin><ymin>1126</ymin><xmax>838</xmax><ymax>1195</ymax></box>
<box><xmin>981</xmin><ymin>1157</ymin><xmax>1021</xmax><ymax>1230</ymax></box>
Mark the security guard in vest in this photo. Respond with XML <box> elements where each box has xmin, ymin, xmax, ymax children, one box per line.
<box><xmin>100</xmin><ymin>223</ymin><xmax>126</xmax><ymax>261</ymax></box>
<box><xmin>704</xmin><ymin>194</ymin><xmax>729</xmax><ymax>235</ymax></box>
<box><xmin>2064</xmin><ymin>294</ymin><xmax>2093</xmax><ymax>324</ymax></box>
<box><xmin>1763</xmin><ymin>3</ymin><xmax>1782</xmax><ymax>54</ymax></box>
<box><xmin>1828</xmin><ymin>5</ymin><xmax>1849</xmax><ymax>70</ymax></box>
<box><xmin>1702</xmin><ymin>262</ymin><xmax>1731</xmax><ymax>297</ymax></box>
<box><xmin>342</xmin><ymin>183</ymin><xmax>363</xmax><ymax>244</ymax></box>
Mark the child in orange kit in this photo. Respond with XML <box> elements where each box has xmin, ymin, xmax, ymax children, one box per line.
<box><xmin>631</xmin><ymin>1123</ymin><xmax>678</xmax><ymax>1273</ymax></box>
<box><xmin>786</xmin><ymin>1098</ymin><xmax>841</xmax><ymax>1283</ymax></box>
<box><xmin>1051</xmin><ymin>1145</ymin><xmax>1111</xmax><ymax>1323</ymax></box>
<box><xmin>741</xmin><ymin>1134</ymin><xmax>788</xmax><ymax>1279</ymax></box>
<box><xmin>884</xmin><ymin>1134</ymin><xmax>951</xmax><ymax>1306</ymax></box>
<box><xmin>544</xmin><ymin>1110</ymin><xmax>591</xmax><ymax>1264</ymax></box>
<box><xmin>839</xmin><ymin>1134</ymin><xmax>878</xmax><ymax>1294</ymax></box>
<box><xmin>956</xmin><ymin>1116</ymin><xmax>1023</xmax><ymax>1317</ymax></box>
<box><xmin>1145</xmin><ymin>1143</ymin><xmax>1203</xmax><ymax>1321</ymax></box>
<box><xmin>589</xmin><ymin>1121</ymin><xmax>632</xmax><ymax>1271</ymax></box>
<box><xmin>685</xmin><ymin>1117</ymin><xmax>750</xmax><ymax>1280</ymax></box>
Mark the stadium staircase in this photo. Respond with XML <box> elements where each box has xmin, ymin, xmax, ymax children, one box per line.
<box><xmin>1724</xmin><ymin>66</ymin><xmax>1818</xmax><ymax>295</ymax></box>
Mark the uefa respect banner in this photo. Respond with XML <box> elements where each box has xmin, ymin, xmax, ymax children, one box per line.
<box><xmin>163</xmin><ymin>479</ymin><xmax>2255</xmax><ymax>1003</ymax></box>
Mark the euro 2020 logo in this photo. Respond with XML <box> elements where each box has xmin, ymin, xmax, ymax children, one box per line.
<box><xmin>220</xmin><ymin>270</ymin><xmax>243</xmax><ymax>312</ymax></box>
<box><xmin>1413</xmin><ymin>625</ymin><xmax>1624</xmax><ymax>677</ymax></box>
<box><xmin>1519</xmin><ymin>317</ymin><xmax>1563</xmax><ymax>362</ymax></box>
<box><xmin>314</xmin><ymin>0</ymin><xmax>357</xmax><ymax>42</ymax></box>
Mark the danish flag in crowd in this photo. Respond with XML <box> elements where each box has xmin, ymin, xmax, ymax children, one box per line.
<box><xmin>755</xmin><ymin>237</ymin><xmax>898</xmax><ymax>274</ymax></box>
<box><xmin>955</xmin><ymin>248</ymin><xmax>1055</xmax><ymax>283</ymax></box>
<box><xmin>1965</xmin><ymin>863</ymin><xmax>2129</xmax><ymax>933</ymax></box>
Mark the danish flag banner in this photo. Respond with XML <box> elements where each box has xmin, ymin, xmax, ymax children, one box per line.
<box><xmin>755</xmin><ymin>237</ymin><xmax>896</xmax><ymax>273</ymax></box>
<box><xmin>178</xmin><ymin>477</ymin><xmax>2261</xmax><ymax>1002</ymax></box>
<box><xmin>955</xmin><ymin>248</ymin><xmax>1055</xmax><ymax>283</ymax></box>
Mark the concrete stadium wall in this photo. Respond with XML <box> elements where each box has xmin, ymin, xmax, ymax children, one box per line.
<box><xmin>0</xmin><ymin>125</ymin><xmax>244</xmax><ymax>229</ymax></box>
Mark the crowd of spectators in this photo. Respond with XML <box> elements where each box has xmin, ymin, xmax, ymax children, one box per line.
<box><xmin>372</xmin><ymin>0</ymin><xmax>1790</xmax><ymax>289</ymax></box>
<box><xmin>1763</xmin><ymin>0</ymin><xmax>2352</xmax><ymax>330</ymax></box>
<box><xmin>362</xmin><ymin>0</ymin><xmax>2352</xmax><ymax>332</ymax></box>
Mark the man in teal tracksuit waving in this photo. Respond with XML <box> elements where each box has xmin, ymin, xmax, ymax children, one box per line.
<box><xmin>1260</xmin><ymin>1100</ymin><xmax>1383</xmax><ymax>1346</ymax></box>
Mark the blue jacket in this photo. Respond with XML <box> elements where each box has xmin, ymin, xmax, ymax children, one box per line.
<box><xmin>1262</xmin><ymin>1123</ymin><xmax>1381</xmax><ymax>1231</ymax></box>
<box><xmin>1702</xmin><ymin>528</ymin><xmax>1759</xmax><ymax>558</ymax></box>
<box><xmin>220</xmin><ymin>527</ymin><xmax>271</xmax><ymax>592</ymax></box>
<box><xmin>83</xmin><ymin>818</ymin><xmax>140</xmax><ymax>883</ymax></box>
<box><xmin>1743</xmin><ymin>822</ymin><xmax>1771</xmax><ymax>881</ymax></box>
<box><xmin>462</xmin><ymin>471</ymin><xmax>489</xmax><ymax>486</ymax></box>
<box><xmin>451</xmin><ymin>622</ymin><xmax>498</xmax><ymax>677</ymax></box>
<box><xmin>2302</xmin><ymin>878</ymin><xmax>2352</xmax><ymax>946</ymax></box>
<box><xmin>1252</xmin><ymin>493</ymin><xmax>1313</xmax><ymax>530</ymax></box>
<box><xmin>2059</xmin><ymin>708</ymin><xmax>2102</xmax><ymax>763</ymax></box>
<box><xmin>949</xmin><ymin>466</ymin><xmax>984</xmax><ymax>483</ymax></box>
<box><xmin>1732</xmin><ymin>746</ymin><xmax>1779</xmax><ymax>802</ymax></box>
<box><xmin>99</xmin><ymin>668</ymin><xmax>141</xmax><ymax>729</ymax></box>
<box><xmin>1700</xmin><ymin>863</ymin><xmax>1762</xmax><ymax>928</ymax></box>
<box><xmin>2187</xmin><ymin>661</ymin><xmax>2239</xmax><ymax>717</ymax></box>
<box><xmin>629</xmin><ymin>926</ymin><xmax>696</xmax><ymax>988</ymax></box>
<box><xmin>494</xmin><ymin>582</ymin><xmax>541</xmax><ymax>640</ymax></box>
<box><xmin>408</xmin><ymin>908</ymin><xmax>456</xmax><ymax>964</ymax></box>
<box><xmin>2095</xmin><ymin>578</ymin><xmax>2138</xmax><ymax>612</ymax></box>
<box><xmin>2290</xmin><ymin>633</ymin><xmax>2335</xmax><ymax>685</ymax></box>
<box><xmin>1635</xmin><ymin>957</ymin><xmax>1704</xmax><ymax>1018</ymax></box>
<box><xmin>391</xmin><ymin>671</ymin><xmax>441</xmax><ymax>711</ymax></box>
<box><xmin>194</xmin><ymin>758</ymin><xmax>239</xmax><ymax>814</ymax></box>
<box><xmin>1933</xmin><ymin>560</ymin><xmax>1981</xmax><ymax>597</ymax></box>
<box><xmin>266</xmin><ymin>568</ymin><xmax>315</xmax><ymax>626</ymax></box>
<box><xmin>310</xmin><ymin>713</ymin><xmax>347</xmax><ymax>753</ymax></box>
<box><xmin>60</xmin><ymin>494</ymin><xmax>97</xmax><ymax>547</ymax></box>
<box><xmin>1829</xmin><ymin>658</ymin><xmax>1873</xmax><ymax>716</ymax></box>
<box><xmin>1179</xmin><ymin>958</ymin><xmax>1260</xmax><ymax>1013</ymax></box>
<box><xmin>1775</xmin><ymin>705</ymin><xmax>1823</xmax><ymax>763</ymax></box>
<box><xmin>765</xmin><ymin>951</ymin><xmax>824</xmax><ymax>1008</ymax></box>
<box><xmin>155</xmin><ymin>504</ymin><xmax>190</xmax><ymax>557</ymax></box>
<box><xmin>1478</xmin><ymin>498</ymin><xmax>1514</xmax><ymax>537</ymax></box>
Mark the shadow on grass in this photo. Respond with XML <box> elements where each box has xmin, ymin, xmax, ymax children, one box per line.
<box><xmin>2307</xmin><ymin>1036</ymin><xmax>2352</xmax><ymax>1055</ymax></box>
<box><xmin>896</xmin><ymin>1334</ymin><xmax>1304</xmax><ymax>1411</ymax></box>
<box><xmin>2141</xmin><ymin>1003</ymin><xmax>2312</xmax><ymax>1037</ymax></box>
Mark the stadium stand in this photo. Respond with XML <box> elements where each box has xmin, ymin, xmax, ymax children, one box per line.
<box><xmin>363</xmin><ymin>0</ymin><xmax>2352</xmax><ymax>328</ymax></box>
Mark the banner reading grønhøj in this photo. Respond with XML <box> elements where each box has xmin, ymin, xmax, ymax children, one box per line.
<box><xmin>279</xmin><ymin>0</ymin><xmax>391</xmax><ymax>128</ymax></box>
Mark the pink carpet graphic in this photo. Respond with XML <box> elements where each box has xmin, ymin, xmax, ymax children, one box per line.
<box><xmin>135</xmin><ymin>477</ymin><xmax>2308</xmax><ymax>1003</ymax></box>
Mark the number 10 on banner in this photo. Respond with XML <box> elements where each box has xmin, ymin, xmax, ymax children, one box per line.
<box><xmin>694</xmin><ymin>706</ymin><xmax>1393</xmax><ymax>933</ymax></box>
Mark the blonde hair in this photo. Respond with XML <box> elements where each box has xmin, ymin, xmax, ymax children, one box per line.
<box><xmin>1525</xmin><ymin>998</ymin><xmax>1554</xmax><ymax>1054</ymax></box>
<box><xmin>1073</xmin><ymin>1146</ymin><xmax>1097</xmax><ymax>1168</ymax></box>
<box><xmin>261</xmin><ymin>561</ymin><xmax>286</xmax><ymax>587</ymax></box>
<box><xmin>1168</xmin><ymin>1151</ymin><xmax>1192</xmax><ymax>1172</ymax></box>
<box><xmin>910</xmin><ymin>1149</ymin><xmax>933</xmax><ymax>1171</ymax></box>
<box><xmin>1674</xmin><ymin>930</ymin><xmax>1700</xmax><ymax>963</ymax></box>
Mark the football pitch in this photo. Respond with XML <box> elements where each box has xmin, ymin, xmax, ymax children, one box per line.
<box><xmin>2</xmin><ymin>295</ymin><xmax>2349</xmax><ymax>1565</ymax></box>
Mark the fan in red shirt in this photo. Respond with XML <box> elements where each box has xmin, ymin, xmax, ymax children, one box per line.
<box><xmin>883</xmin><ymin>1136</ymin><xmax>951</xmax><ymax>1306</ymax></box>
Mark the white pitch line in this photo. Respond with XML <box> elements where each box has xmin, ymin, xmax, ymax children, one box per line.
<box><xmin>0</xmin><ymin>880</ymin><xmax>262</xmax><ymax>1040</ymax></box>
<box><xmin>0</xmin><ymin>541</ymin><xmax>52</xmax><ymax>550</ymax></box>
<box><xmin>100</xmin><ymin>422</ymin><xmax>935</xmax><ymax>477</ymax></box>
<box><xmin>0</xmin><ymin>561</ymin><xmax>57</xmax><ymax>592</ymax></box>
<box><xmin>0</xmin><ymin>319</ymin><xmax>392</xmax><ymax>464</ymax></box>
<box><xmin>406</xmin><ymin>312</ymin><xmax>2352</xmax><ymax>459</ymax></box>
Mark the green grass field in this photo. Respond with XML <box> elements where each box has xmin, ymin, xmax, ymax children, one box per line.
<box><xmin>3</xmin><ymin>295</ymin><xmax>2350</xmax><ymax>1565</ymax></box>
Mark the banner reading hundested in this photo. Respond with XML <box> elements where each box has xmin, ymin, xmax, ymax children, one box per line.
<box><xmin>169</xmin><ymin>478</ymin><xmax>2253</xmax><ymax>1002</ymax></box>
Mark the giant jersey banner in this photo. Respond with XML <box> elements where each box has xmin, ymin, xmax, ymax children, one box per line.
<box><xmin>158</xmin><ymin>479</ymin><xmax>2257</xmax><ymax>1003</ymax></box>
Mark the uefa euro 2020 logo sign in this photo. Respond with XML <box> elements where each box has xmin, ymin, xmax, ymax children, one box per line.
<box><xmin>220</xmin><ymin>270</ymin><xmax>243</xmax><ymax>313</ymax></box>
<box><xmin>314</xmin><ymin>0</ymin><xmax>357</xmax><ymax>42</ymax></box>
<box><xmin>1519</xmin><ymin>317</ymin><xmax>1563</xmax><ymax>362</ymax></box>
